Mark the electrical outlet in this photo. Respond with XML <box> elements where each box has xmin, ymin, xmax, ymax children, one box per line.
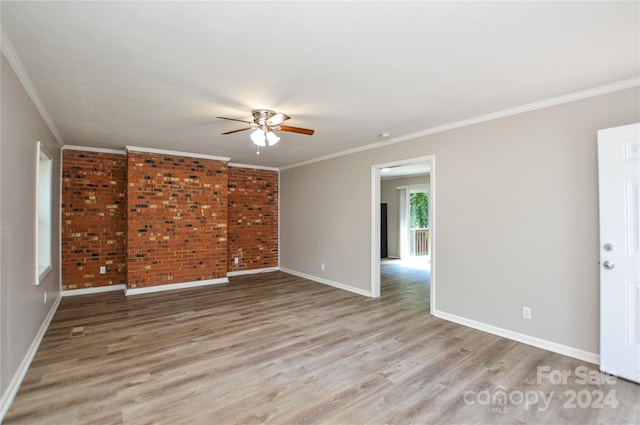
<box><xmin>522</xmin><ymin>306</ymin><xmax>532</xmax><ymax>320</ymax></box>
<box><xmin>100</xmin><ymin>266</ymin><xmax>106</xmax><ymax>274</ymax></box>
<box><xmin>234</xmin><ymin>257</ymin><xmax>239</xmax><ymax>265</ymax></box>
<box><xmin>321</xmin><ymin>263</ymin><xmax>325</xmax><ymax>271</ymax></box>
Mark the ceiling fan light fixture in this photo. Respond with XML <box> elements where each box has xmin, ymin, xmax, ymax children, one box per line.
<box><xmin>250</xmin><ymin>128</ymin><xmax>266</xmax><ymax>146</ymax></box>
<box><xmin>219</xmin><ymin>110</ymin><xmax>314</xmax><ymax>151</ymax></box>
<box><xmin>266</xmin><ymin>130</ymin><xmax>280</xmax><ymax>146</ymax></box>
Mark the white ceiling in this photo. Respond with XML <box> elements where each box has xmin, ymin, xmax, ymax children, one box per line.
<box><xmin>2</xmin><ymin>2</ymin><xmax>638</xmax><ymax>168</ymax></box>
<box><xmin>381</xmin><ymin>161</ymin><xmax>431</xmax><ymax>180</ymax></box>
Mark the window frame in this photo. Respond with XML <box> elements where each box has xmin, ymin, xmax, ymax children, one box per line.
<box><xmin>36</xmin><ymin>141</ymin><xmax>53</xmax><ymax>284</ymax></box>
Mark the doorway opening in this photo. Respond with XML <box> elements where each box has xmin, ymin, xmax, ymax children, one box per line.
<box><xmin>397</xmin><ymin>186</ymin><xmax>430</xmax><ymax>271</ymax></box>
<box><xmin>409</xmin><ymin>191</ymin><xmax>429</xmax><ymax>257</ymax></box>
<box><xmin>371</xmin><ymin>155</ymin><xmax>435</xmax><ymax>314</ymax></box>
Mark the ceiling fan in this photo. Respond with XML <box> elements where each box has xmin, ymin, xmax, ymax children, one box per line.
<box><xmin>217</xmin><ymin>109</ymin><xmax>314</xmax><ymax>153</ymax></box>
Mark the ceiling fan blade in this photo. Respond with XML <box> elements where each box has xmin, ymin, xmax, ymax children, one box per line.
<box><xmin>222</xmin><ymin>127</ymin><xmax>252</xmax><ymax>135</ymax></box>
<box><xmin>267</xmin><ymin>113</ymin><xmax>291</xmax><ymax>126</ymax></box>
<box><xmin>217</xmin><ymin>116</ymin><xmax>253</xmax><ymax>124</ymax></box>
<box><xmin>280</xmin><ymin>125</ymin><xmax>315</xmax><ymax>136</ymax></box>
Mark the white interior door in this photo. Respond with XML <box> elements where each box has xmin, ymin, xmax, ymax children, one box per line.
<box><xmin>598</xmin><ymin>122</ymin><xmax>640</xmax><ymax>383</ymax></box>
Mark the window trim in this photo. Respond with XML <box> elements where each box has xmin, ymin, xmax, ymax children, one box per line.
<box><xmin>36</xmin><ymin>141</ymin><xmax>53</xmax><ymax>284</ymax></box>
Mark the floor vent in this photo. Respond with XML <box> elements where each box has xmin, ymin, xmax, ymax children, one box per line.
<box><xmin>69</xmin><ymin>326</ymin><xmax>85</xmax><ymax>338</ymax></box>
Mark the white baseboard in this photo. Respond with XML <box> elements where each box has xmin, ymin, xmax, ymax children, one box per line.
<box><xmin>227</xmin><ymin>267</ymin><xmax>279</xmax><ymax>277</ymax></box>
<box><xmin>279</xmin><ymin>267</ymin><xmax>372</xmax><ymax>297</ymax></box>
<box><xmin>125</xmin><ymin>277</ymin><xmax>229</xmax><ymax>296</ymax></box>
<box><xmin>0</xmin><ymin>293</ymin><xmax>62</xmax><ymax>422</ymax></box>
<box><xmin>61</xmin><ymin>284</ymin><xmax>127</xmax><ymax>296</ymax></box>
<box><xmin>432</xmin><ymin>309</ymin><xmax>599</xmax><ymax>365</ymax></box>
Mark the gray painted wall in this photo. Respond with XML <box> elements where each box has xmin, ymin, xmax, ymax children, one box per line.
<box><xmin>1</xmin><ymin>53</ymin><xmax>61</xmax><ymax>402</ymax></box>
<box><xmin>381</xmin><ymin>175</ymin><xmax>430</xmax><ymax>258</ymax></box>
<box><xmin>281</xmin><ymin>87</ymin><xmax>639</xmax><ymax>354</ymax></box>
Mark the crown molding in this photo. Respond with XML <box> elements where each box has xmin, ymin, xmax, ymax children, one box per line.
<box><xmin>125</xmin><ymin>146</ymin><xmax>231</xmax><ymax>162</ymax></box>
<box><xmin>281</xmin><ymin>77</ymin><xmax>640</xmax><ymax>171</ymax></box>
<box><xmin>1</xmin><ymin>30</ymin><xmax>64</xmax><ymax>146</ymax></box>
<box><xmin>62</xmin><ymin>145</ymin><xmax>127</xmax><ymax>155</ymax></box>
<box><xmin>229</xmin><ymin>162</ymin><xmax>280</xmax><ymax>172</ymax></box>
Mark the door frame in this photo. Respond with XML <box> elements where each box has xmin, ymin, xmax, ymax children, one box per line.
<box><xmin>370</xmin><ymin>154</ymin><xmax>435</xmax><ymax>313</ymax></box>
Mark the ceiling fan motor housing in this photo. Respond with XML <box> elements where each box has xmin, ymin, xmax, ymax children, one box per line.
<box><xmin>252</xmin><ymin>109</ymin><xmax>277</xmax><ymax>126</ymax></box>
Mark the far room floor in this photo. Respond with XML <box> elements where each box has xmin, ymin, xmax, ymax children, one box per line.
<box><xmin>5</xmin><ymin>265</ymin><xmax>639</xmax><ymax>424</ymax></box>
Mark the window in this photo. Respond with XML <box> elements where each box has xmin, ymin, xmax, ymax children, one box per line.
<box><xmin>36</xmin><ymin>141</ymin><xmax>52</xmax><ymax>283</ymax></box>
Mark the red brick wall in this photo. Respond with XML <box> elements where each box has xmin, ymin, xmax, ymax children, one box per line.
<box><xmin>61</xmin><ymin>150</ymin><xmax>278</xmax><ymax>292</ymax></box>
<box><xmin>228</xmin><ymin>167</ymin><xmax>278</xmax><ymax>272</ymax></box>
<box><xmin>126</xmin><ymin>152</ymin><xmax>228</xmax><ymax>288</ymax></box>
<box><xmin>61</xmin><ymin>150</ymin><xmax>127</xmax><ymax>290</ymax></box>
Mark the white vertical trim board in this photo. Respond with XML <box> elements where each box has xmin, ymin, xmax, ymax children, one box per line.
<box><xmin>0</xmin><ymin>294</ymin><xmax>62</xmax><ymax>422</ymax></box>
<box><xmin>34</xmin><ymin>141</ymin><xmax>42</xmax><ymax>286</ymax></box>
<box><xmin>428</xmin><ymin>157</ymin><xmax>436</xmax><ymax>315</ymax></box>
<box><xmin>370</xmin><ymin>166</ymin><xmax>381</xmax><ymax>298</ymax></box>
<box><xmin>398</xmin><ymin>187</ymin><xmax>408</xmax><ymax>260</ymax></box>
<box><xmin>432</xmin><ymin>309</ymin><xmax>599</xmax><ymax>364</ymax></box>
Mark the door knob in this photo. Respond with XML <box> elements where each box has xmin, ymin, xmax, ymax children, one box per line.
<box><xmin>603</xmin><ymin>260</ymin><xmax>615</xmax><ymax>270</ymax></box>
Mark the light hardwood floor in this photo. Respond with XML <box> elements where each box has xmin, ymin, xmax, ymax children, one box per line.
<box><xmin>4</xmin><ymin>261</ymin><xmax>639</xmax><ymax>424</ymax></box>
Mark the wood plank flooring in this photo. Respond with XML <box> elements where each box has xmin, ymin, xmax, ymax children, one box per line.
<box><xmin>4</xmin><ymin>261</ymin><xmax>639</xmax><ymax>424</ymax></box>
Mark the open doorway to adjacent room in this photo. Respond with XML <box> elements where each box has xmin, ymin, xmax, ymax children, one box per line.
<box><xmin>371</xmin><ymin>156</ymin><xmax>434</xmax><ymax>313</ymax></box>
<box><xmin>397</xmin><ymin>184</ymin><xmax>430</xmax><ymax>267</ymax></box>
